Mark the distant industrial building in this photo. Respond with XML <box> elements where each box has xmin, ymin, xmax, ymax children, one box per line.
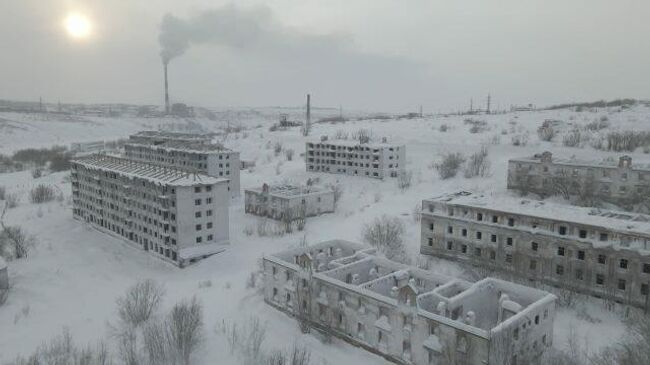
<box><xmin>124</xmin><ymin>132</ymin><xmax>240</xmax><ymax>199</ymax></box>
<box><xmin>508</xmin><ymin>152</ymin><xmax>650</xmax><ymax>207</ymax></box>
<box><xmin>306</xmin><ymin>137</ymin><xmax>406</xmax><ymax>179</ymax></box>
<box><xmin>264</xmin><ymin>240</ymin><xmax>556</xmax><ymax>365</ymax></box>
<box><xmin>70</xmin><ymin>155</ymin><xmax>230</xmax><ymax>267</ymax></box>
<box><xmin>245</xmin><ymin>183</ymin><xmax>335</xmax><ymax>220</ymax></box>
<box><xmin>420</xmin><ymin>191</ymin><xmax>650</xmax><ymax>308</ymax></box>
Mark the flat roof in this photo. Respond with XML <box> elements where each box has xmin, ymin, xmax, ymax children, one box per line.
<box><xmin>125</xmin><ymin>140</ymin><xmax>235</xmax><ymax>154</ymax></box>
<box><xmin>307</xmin><ymin>138</ymin><xmax>403</xmax><ymax>149</ymax></box>
<box><xmin>72</xmin><ymin>154</ymin><xmax>228</xmax><ymax>186</ymax></box>
<box><xmin>246</xmin><ymin>184</ymin><xmax>332</xmax><ymax>198</ymax></box>
<box><xmin>425</xmin><ymin>191</ymin><xmax>650</xmax><ymax>239</ymax></box>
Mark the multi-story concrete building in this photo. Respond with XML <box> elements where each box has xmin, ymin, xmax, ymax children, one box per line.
<box><xmin>124</xmin><ymin>140</ymin><xmax>240</xmax><ymax>199</ymax></box>
<box><xmin>128</xmin><ymin>130</ymin><xmax>213</xmax><ymax>145</ymax></box>
<box><xmin>420</xmin><ymin>191</ymin><xmax>650</xmax><ymax>308</ymax></box>
<box><xmin>70</xmin><ymin>154</ymin><xmax>230</xmax><ymax>267</ymax></box>
<box><xmin>264</xmin><ymin>240</ymin><xmax>556</xmax><ymax>365</ymax></box>
<box><xmin>245</xmin><ymin>184</ymin><xmax>335</xmax><ymax>220</ymax></box>
<box><xmin>306</xmin><ymin>137</ymin><xmax>406</xmax><ymax>179</ymax></box>
<box><xmin>507</xmin><ymin>152</ymin><xmax>650</xmax><ymax>207</ymax></box>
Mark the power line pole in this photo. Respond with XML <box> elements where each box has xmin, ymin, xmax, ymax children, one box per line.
<box><xmin>486</xmin><ymin>93</ymin><xmax>491</xmax><ymax>114</ymax></box>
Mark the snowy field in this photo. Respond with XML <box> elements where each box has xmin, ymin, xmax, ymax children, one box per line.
<box><xmin>1</xmin><ymin>104</ymin><xmax>650</xmax><ymax>364</ymax></box>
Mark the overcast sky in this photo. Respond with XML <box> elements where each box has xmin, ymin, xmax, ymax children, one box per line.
<box><xmin>1</xmin><ymin>0</ymin><xmax>649</xmax><ymax>112</ymax></box>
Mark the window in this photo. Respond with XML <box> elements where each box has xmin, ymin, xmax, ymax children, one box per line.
<box><xmin>447</xmin><ymin>226</ymin><xmax>453</xmax><ymax>234</ymax></box>
<box><xmin>642</xmin><ymin>284</ymin><xmax>649</xmax><ymax>296</ymax></box>
<box><xmin>492</xmin><ymin>215</ymin><xmax>498</xmax><ymax>223</ymax></box>
<box><xmin>559</xmin><ymin>226</ymin><xmax>567</xmax><ymax>235</ymax></box>
<box><xmin>620</xmin><ymin>259</ymin><xmax>628</xmax><ymax>270</ymax></box>
<box><xmin>447</xmin><ymin>241</ymin><xmax>453</xmax><ymax>250</ymax></box>
<box><xmin>490</xmin><ymin>251</ymin><xmax>496</xmax><ymax>260</ymax></box>
<box><xmin>206</xmin><ymin>186</ymin><xmax>212</xmax><ymax>192</ymax></box>
<box><xmin>476</xmin><ymin>231</ymin><xmax>482</xmax><ymax>240</ymax></box>
<box><xmin>596</xmin><ymin>274</ymin><xmax>605</xmax><ymax>285</ymax></box>
<box><xmin>206</xmin><ymin>210</ymin><xmax>213</xmax><ymax>216</ymax></box>
<box><xmin>428</xmin><ymin>238</ymin><xmax>433</xmax><ymax>246</ymax></box>
<box><xmin>207</xmin><ymin>222</ymin><xmax>213</xmax><ymax>229</ymax></box>
<box><xmin>429</xmin><ymin>223</ymin><xmax>434</xmax><ymax>231</ymax></box>
<box><xmin>195</xmin><ymin>199</ymin><xmax>201</xmax><ymax>206</ymax></box>
<box><xmin>196</xmin><ymin>236</ymin><xmax>202</xmax><ymax>243</ymax></box>
<box><xmin>195</xmin><ymin>224</ymin><xmax>202</xmax><ymax>231</ymax></box>
<box><xmin>599</xmin><ymin>233</ymin><xmax>608</xmax><ymax>241</ymax></box>
<box><xmin>579</xmin><ymin>229</ymin><xmax>587</xmax><ymax>239</ymax></box>
<box><xmin>462</xmin><ymin>229</ymin><xmax>467</xmax><ymax>237</ymax></box>
<box><xmin>531</xmin><ymin>242</ymin><xmax>539</xmax><ymax>251</ymax></box>
<box><xmin>556</xmin><ymin>265</ymin><xmax>564</xmax><ymax>276</ymax></box>
<box><xmin>575</xmin><ymin>269</ymin><xmax>584</xmax><ymax>280</ymax></box>
<box><xmin>206</xmin><ymin>197</ymin><xmax>213</xmax><ymax>204</ymax></box>
<box><xmin>505</xmin><ymin>254</ymin><xmax>513</xmax><ymax>263</ymax></box>
<box><xmin>195</xmin><ymin>211</ymin><xmax>202</xmax><ymax>218</ymax></box>
<box><xmin>643</xmin><ymin>263</ymin><xmax>650</xmax><ymax>274</ymax></box>
<box><xmin>507</xmin><ymin>237</ymin><xmax>513</xmax><ymax>246</ymax></box>
<box><xmin>477</xmin><ymin>213</ymin><xmax>483</xmax><ymax>221</ymax></box>
<box><xmin>618</xmin><ymin>279</ymin><xmax>626</xmax><ymax>291</ymax></box>
<box><xmin>557</xmin><ymin>247</ymin><xmax>565</xmax><ymax>256</ymax></box>
<box><xmin>508</xmin><ymin>218</ymin><xmax>515</xmax><ymax>227</ymax></box>
<box><xmin>491</xmin><ymin>234</ymin><xmax>497</xmax><ymax>243</ymax></box>
<box><xmin>461</xmin><ymin>245</ymin><xmax>468</xmax><ymax>254</ymax></box>
<box><xmin>598</xmin><ymin>255</ymin><xmax>606</xmax><ymax>264</ymax></box>
<box><xmin>194</xmin><ymin>187</ymin><xmax>201</xmax><ymax>193</ymax></box>
<box><xmin>529</xmin><ymin>260</ymin><xmax>537</xmax><ymax>271</ymax></box>
<box><xmin>578</xmin><ymin>250</ymin><xmax>585</xmax><ymax>260</ymax></box>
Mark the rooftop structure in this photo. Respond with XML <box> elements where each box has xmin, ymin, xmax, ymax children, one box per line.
<box><xmin>71</xmin><ymin>154</ymin><xmax>230</xmax><ymax>266</ymax></box>
<box><xmin>508</xmin><ymin>152</ymin><xmax>650</xmax><ymax>208</ymax></box>
<box><xmin>128</xmin><ymin>130</ymin><xmax>214</xmax><ymax>145</ymax></box>
<box><xmin>264</xmin><ymin>240</ymin><xmax>556</xmax><ymax>365</ymax></box>
<box><xmin>421</xmin><ymin>191</ymin><xmax>650</xmax><ymax>308</ymax></box>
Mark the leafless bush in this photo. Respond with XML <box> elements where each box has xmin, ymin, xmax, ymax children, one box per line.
<box><xmin>362</xmin><ymin>215</ymin><xmax>410</xmax><ymax>264</ymax></box>
<box><xmin>273</xmin><ymin>142</ymin><xmax>283</xmax><ymax>156</ymax></box>
<box><xmin>465</xmin><ymin>119</ymin><xmax>488</xmax><ymax>134</ymax></box>
<box><xmin>511</xmin><ymin>133</ymin><xmax>529</xmax><ymax>146</ymax></box>
<box><xmin>563</xmin><ymin>129</ymin><xmax>583</xmax><ymax>147</ymax></box>
<box><xmin>439</xmin><ymin>124</ymin><xmax>449</xmax><ymax>132</ymax></box>
<box><xmin>0</xmin><ymin>186</ymin><xmax>5</xmax><ymax>200</ymax></box>
<box><xmin>284</xmin><ymin>149</ymin><xmax>295</xmax><ymax>161</ymax></box>
<box><xmin>29</xmin><ymin>184</ymin><xmax>55</xmax><ymax>204</ymax></box>
<box><xmin>5</xmin><ymin>193</ymin><xmax>19</xmax><ymax>208</ymax></box>
<box><xmin>0</xmin><ymin>225</ymin><xmax>35</xmax><ymax>259</ymax></box>
<box><xmin>219</xmin><ymin>316</ymin><xmax>268</xmax><ymax>364</ymax></box>
<box><xmin>602</xmin><ymin>131</ymin><xmax>650</xmax><ymax>152</ymax></box>
<box><xmin>167</xmin><ymin>297</ymin><xmax>204</xmax><ymax>365</ymax></box>
<box><xmin>435</xmin><ymin>153</ymin><xmax>465</xmax><ymax>179</ymax></box>
<box><xmin>352</xmin><ymin>128</ymin><xmax>372</xmax><ymax>143</ymax></box>
<box><xmin>116</xmin><ymin>279</ymin><xmax>165</xmax><ymax>328</ymax></box>
<box><xmin>116</xmin><ymin>328</ymin><xmax>139</xmax><ymax>365</ymax></box>
<box><xmin>8</xmin><ymin>328</ymin><xmax>114</xmax><ymax>365</ymax></box>
<box><xmin>537</xmin><ymin>124</ymin><xmax>556</xmax><ymax>141</ymax></box>
<box><xmin>31</xmin><ymin>168</ymin><xmax>43</xmax><ymax>179</ymax></box>
<box><xmin>463</xmin><ymin>146</ymin><xmax>491</xmax><ymax>178</ymax></box>
<box><xmin>396</xmin><ymin>170</ymin><xmax>413</xmax><ymax>191</ymax></box>
<box><xmin>412</xmin><ymin>202</ymin><xmax>422</xmax><ymax>222</ymax></box>
<box><xmin>585</xmin><ymin>118</ymin><xmax>610</xmax><ymax>131</ymax></box>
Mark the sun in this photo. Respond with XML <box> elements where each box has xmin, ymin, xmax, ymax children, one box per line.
<box><xmin>64</xmin><ymin>13</ymin><xmax>92</xmax><ymax>39</ymax></box>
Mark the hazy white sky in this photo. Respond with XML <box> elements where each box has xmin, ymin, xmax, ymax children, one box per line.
<box><xmin>1</xmin><ymin>0</ymin><xmax>649</xmax><ymax>112</ymax></box>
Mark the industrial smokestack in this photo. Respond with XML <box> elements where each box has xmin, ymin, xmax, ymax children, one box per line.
<box><xmin>164</xmin><ymin>62</ymin><xmax>170</xmax><ymax>115</ymax></box>
<box><xmin>306</xmin><ymin>94</ymin><xmax>311</xmax><ymax>126</ymax></box>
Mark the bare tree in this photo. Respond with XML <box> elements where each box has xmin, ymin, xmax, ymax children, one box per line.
<box><xmin>463</xmin><ymin>146</ymin><xmax>491</xmax><ymax>178</ymax></box>
<box><xmin>116</xmin><ymin>279</ymin><xmax>165</xmax><ymax>328</ymax></box>
<box><xmin>0</xmin><ymin>225</ymin><xmax>34</xmax><ymax>259</ymax></box>
<box><xmin>397</xmin><ymin>170</ymin><xmax>413</xmax><ymax>191</ymax></box>
<box><xmin>327</xmin><ymin>183</ymin><xmax>344</xmax><ymax>208</ymax></box>
<box><xmin>168</xmin><ymin>297</ymin><xmax>204</xmax><ymax>365</ymax></box>
<box><xmin>29</xmin><ymin>184</ymin><xmax>55</xmax><ymax>204</ymax></box>
<box><xmin>362</xmin><ymin>215</ymin><xmax>410</xmax><ymax>264</ymax></box>
<box><xmin>435</xmin><ymin>153</ymin><xmax>465</xmax><ymax>179</ymax></box>
<box><xmin>284</xmin><ymin>149</ymin><xmax>295</xmax><ymax>161</ymax></box>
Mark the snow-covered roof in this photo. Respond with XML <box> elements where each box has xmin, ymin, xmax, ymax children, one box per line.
<box><xmin>125</xmin><ymin>140</ymin><xmax>236</xmax><ymax>155</ymax></box>
<box><xmin>307</xmin><ymin>138</ymin><xmax>403</xmax><ymax>149</ymax></box>
<box><xmin>426</xmin><ymin>192</ymin><xmax>650</xmax><ymax>239</ymax></box>
<box><xmin>72</xmin><ymin>154</ymin><xmax>228</xmax><ymax>187</ymax></box>
<box><xmin>246</xmin><ymin>184</ymin><xmax>332</xmax><ymax>198</ymax></box>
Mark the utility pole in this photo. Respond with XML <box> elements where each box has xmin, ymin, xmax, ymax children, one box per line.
<box><xmin>486</xmin><ymin>94</ymin><xmax>491</xmax><ymax>115</ymax></box>
<box><xmin>470</xmin><ymin>98</ymin><xmax>473</xmax><ymax>113</ymax></box>
<box><xmin>419</xmin><ymin>105</ymin><xmax>423</xmax><ymax>117</ymax></box>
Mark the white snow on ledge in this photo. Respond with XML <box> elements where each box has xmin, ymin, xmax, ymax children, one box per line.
<box><xmin>178</xmin><ymin>241</ymin><xmax>229</xmax><ymax>261</ymax></box>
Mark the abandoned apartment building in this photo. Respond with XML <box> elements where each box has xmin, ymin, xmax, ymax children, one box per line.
<box><xmin>420</xmin><ymin>191</ymin><xmax>650</xmax><ymax>308</ymax></box>
<box><xmin>306</xmin><ymin>137</ymin><xmax>406</xmax><ymax>179</ymax></box>
<box><xmin>70</xmin><ymin>154</ymin><xmax>230</xmax><ymax>267</ymax></box>
<box><xmin>244</xmin><ymin>183</ymin><xmax>335</xmax><ymax>220</ymax></box>
<box><xmin>127</xmin><ymin>130</ymin><xmax>214</xmax><ymax>145</ymax></box>
<box><xmin>264</xmin><ymin>240</ymin><xmax>556</xmax><ymax>365</ymax></box>
<box><xmin>507</xmin><ymin>151</ymin><xmax>650</xmax><ymax>207</ymax></box>
<box><xmin>124</xmin><ymin>134</ymin><xmax>240</xmax><ymax>199</ymax></box>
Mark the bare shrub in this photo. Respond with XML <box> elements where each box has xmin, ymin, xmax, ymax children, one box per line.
<box><xmin>362</xmin><ymin>215</ymin><xmax>410</xmax><ymax>264</ymax></box>
<box><xmin>511</xmin><ymin>133</ymin><xmax>529</xmax><ymax>146</ymax></box>
<box><xmin>0</xmin><ymin>225</ymin><xmax>35</xmax><ymax>259</ymax></box>
<box><xmin>603</xmin><ymin>131</ymin><xmax>650</xmax><ymax>152</ymax></box>
<box><xmin>352</xmin><ymin>128</ymin><xmax>372</xmax><ymax>143</ymax></box>
<box><xmin>563</xmin><ymin>129</ymin><xmax>582</xmax><ymax>147</ymax></box>
<box><xmin>396</xmin><ymin>170</ymin><xmax>413</xmax><ymax>191</ymax></box>
<box><xmin>438</xmin><ymin>124</ymin><xmax>449</xmax><ymax>132</ymax></box>
<box><xmin>327</xmin><ymin>183</ymin><xmax>344</xmax><ymax>208</ymax></box>
<box><xmin>116</xmin><ymin>279</ymin><xmax>165</xmax><ymax>328</ymax></box>
<box><xmin>537</xmin><ymin>124</ymin><xmax>556</xmax><ymax>141</ymax></box>
<box><xmin>0</xmin><ymin>186</ymin><xmax>5</xmax><ymax>200</ymax></box>
<box><xmin>31</xmin><ymin>168</ymin><xmax>43</xmax><ymax>179</ymax></box>
<box><xmin>463</xmin><ymin>146</ymin><xmax>491</xmax><ymax>178</ymax></box>
<box><xmin>273</xmin><ymin>142</ymin><xmax>283</xmax><ymax>156</ymax></box>
<box><xmin>168</xmin><ymin>297</ymin><xmax>204</xmax><ymax>365</ymax></box>
<box><xmin>284</xmin><ymin>149</ymin><xmax>294</xmax><ymax>161</ymax></box>
<box><xmin>8</xmin><ymin>329</ymin><xmax>114</xmax><ymax>365</ymax></box>
<box><xmin>5</xmin><ymin>193</ymin><xmax>19</xmax><ymax>208</ymax></box>
<box><xmin>219</xmin><ymin>316</ymin><xmax>268</xmax><ymax>364</ymax></box>
<box><xmin>585</xmin><ymin>118</ymin><xmax>610</xmax><ymax>131</ymax></box>
<box><xmin>143</xmin><ymin>319</ymin><xmax>173</xmax><ymax>365</ymax></box>
<box><xmin>435</xmin><ymin>153</ymin><xmax>465</xmax><ymax>179</ymax></box>
<box><xmin>29</xmin><ymin>184</ymin><xmax>55</xmax><ymax>204</ymax></box>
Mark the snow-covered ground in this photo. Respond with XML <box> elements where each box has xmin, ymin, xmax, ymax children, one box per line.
<box><xmin>1</xmin><ymin>104</ymin><xmax>649</xmax><ymax>363</ymax></box>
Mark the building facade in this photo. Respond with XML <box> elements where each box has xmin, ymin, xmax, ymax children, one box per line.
<box><xmin>0</xmin><ymin>257</ymin><xmax>8</xmax><ymax>291</ymax></box>
<box><xmin>128</xmin><ymin>130</ymin><xmax>213</xmax><ymax>145</ymax></box>
<box><xmin>124</xmin><ymin>140</ymin><xmax>240</xmax><ymax>199</ymax></box>
<box><xmin>264</xmin><ymin>240</ymin><xmax>556</xmax><ymax>365</ymax></box>
<box><xmin>306</xmin><ymin>137</ymin><xmax>406</xmax><ymax>179</ymax></box>
<box><xmin>420</xmin><ymin>191</ymin><xmax>650</xmax><ymax>308</ymax></box>
<box><xmin>507</xmin><ymin>152</ymin><xmax>650</xmax><ymax>207</ymax></box>
<box><xmin>244</xmin><ymin>184</ymin><xmax>335</xmax><ymax>220</ymax></box>
<box><xmin>70</xmin><ymin>155</ymin><xmax>230</xmax><ymax>267</ymax></box>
